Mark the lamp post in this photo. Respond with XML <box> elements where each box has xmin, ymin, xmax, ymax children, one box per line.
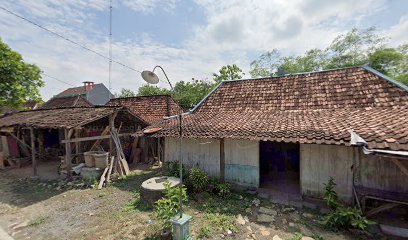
<box><xmin>141</xmin><ymin>66</ymin><xmax>183</xmax><ymax>218</ymax></box>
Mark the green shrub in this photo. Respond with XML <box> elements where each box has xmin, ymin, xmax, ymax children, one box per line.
<box><xmin>188</xmin><ymin>167</ymin><xmax>209</xmax><ymax>192</ymax></box>
<box><xmin>323</xmin><ymin>177</ymin><xmax>340</xmax><ymax>210</ymax></box>
<box><xmin>215</xmin><ymin>183</ymin><xmax>231</xmax><ymax>198</ymax></box>
<box><xmin>168</xmin><ymin>162</ymin><xmax>189</xmax><ymax>181</ymax></box>
<box><xmin>320</xmin><ymin>177</ymin><xmax>370</xmax><ymax>231</ymax></box>
<box><xmin>154</xmin><ymin>181</ymin><xmax>188</xmax><ymax>230</ymax></box>
<box><xmin>197</xmin><ymin>226</ymin><xmax>211</xmax><ymax>239</ymax></box>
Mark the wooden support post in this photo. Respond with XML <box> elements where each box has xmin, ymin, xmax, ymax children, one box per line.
<box><xmin>140</xmin><ymin>137</ymin><xmax>148</xmax><ymax>163</ymax></box>
<box><xmin>75</xmin><ymin>129</ymin><xmax>80</xmax><ymax>156</ymax></box>
<box><xmin>30</xmin><ymin>128</ymin><xmax>37</xmax><ymax>176</ymax></box>
<box><xmin>65</xmin><ymin>128</ymin><xmax>73</xmax><ymax>178</ymax></box>
<box><xmin>109</xmin><ymin>113</ymin><xmax>117</xmax><ymax>154</ymax></box>
<box><xmin>220</xmin><ymin>138</ymin><xmax>225</xmax><ymax>183</ymax></box>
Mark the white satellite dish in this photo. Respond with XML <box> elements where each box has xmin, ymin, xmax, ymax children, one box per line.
<box><xmin>141</xmin><ymin>70</ymin><xmax>159</xmax><ymax>84</ymax></box>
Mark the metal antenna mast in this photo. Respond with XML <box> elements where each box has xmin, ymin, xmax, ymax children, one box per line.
<box><xmin>108</xmin><ymin>0</ymin><xmax>113</xmax><ymax>94</ymax></box>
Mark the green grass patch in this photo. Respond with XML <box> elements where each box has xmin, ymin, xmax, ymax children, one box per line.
<box><xmin>29</xmin><ymin>216</ymin><xmax>47</xmax><ymax>226</ymax></box>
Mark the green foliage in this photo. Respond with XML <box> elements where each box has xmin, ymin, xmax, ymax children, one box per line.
<box><xmin>249</xmin><ymin>27</ymin><xmax>408</xmax><ymax>86</ymax></box>
<box><xmin>136</xmin><ymin>64</ymin><xmax>244</xmax><ymax>109</ymax></box>
<box><xmin>167</xmin><ymin>162</ymin><xmax>189</xmax><ymax>181</ymax></box>
<box><xmin>188</xmin><ymin>167</ymin><xmax>209</xmax><ymax>192</ymax></box>
<box><xmin>320</xmin><ymin>207</ymin><xmax>370</xmax><ymax>231</ymax></box>
<box><xmin>115</xmin><ymin>88</ymin><xmax>137</xmax><ymax>98</ymax></box>
<box><xmin>197</xmin><ymin>226</ymin><xmax>211</xmax><ymax>239</ymax></box>
<box><xmin>29</xmin><ymin>216</ymin><xmax>47</xmax><ymax>226</ymax></box>
<box><xmin>154</xmin><ymin>181</ymin><xmax>187</xmax><ymax>230</ymax></box>
<box><xmin>204</xmin><ymin>212</ymin><xmax>237</xmax><ymax>232</ymax></box>
<box><xmin>213</xmin><ymin>64</ymin><xmax>244</xmax><ymax>83</ymax></box>
<box><xmin>290</xmin><ymin>233</ymin><xmax>303</xmax><ymax>240</ymax></box>
<box><xmin>320</xmin><ymin>178</ymin><xmax>370</xmax><ymax>231</ymax></box>
<box><xmin>0</xmin><ymin>38</ymin><xmax>44</xmax><ymax>111</ymax></box>
<box><xmin>215</xmin><ymin>183</ymin><xmax>231</xmax><ymax>198</ymax></box>
<box><xmin>137</xmin><ymin>84</ymin><xmax>171</xmax><ymax>96</ymax></box>
<box><xmin>323</xmin><ymin>177</ymin><xmax>340</xmax><ymax>210</ymax></box>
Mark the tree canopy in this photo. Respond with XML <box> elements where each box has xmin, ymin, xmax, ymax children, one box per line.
<box><xmin>114</xmin><ymin>88</ymin><xmax>137</xmax><ymax>98</ymax></box>
<box><xmin>249</xmin><ymin>27</ymin><xmax>408</xmax><ymax>85</ymax></box>
<box><xmin>0</xmin><ymin>38</ymin><xmax>43</xmax><ymax>111</ymax></box>
<box><xmin>133</xmin><ymin>65</ymin><xmax>244</xmax><ymax>109</ymax></box>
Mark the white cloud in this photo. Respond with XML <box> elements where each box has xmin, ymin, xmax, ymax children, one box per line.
<box><xmin>122</xmin><ymin>0</ymin><xmax>179</xmax><ymax>13</ymax></box>
<box><xmin>386</xmin><ymin>15</ymin><xmax>408</xmax><ymax>46</ymax></box>
<box><xmin>0</xmin><ymin>0</ymin><xmax>404</xmax><ymax>102</ymax></box>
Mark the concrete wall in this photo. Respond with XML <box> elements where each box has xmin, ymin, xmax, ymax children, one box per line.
<box><xmin>164</xmin><ymin>138</ymin><xmax>220</xmax><ymax>178</ymax></box>
<box><xmin>358</xmin><ymin>153</ymin><xmax>408</xmax><ymax>193</ymax></box>
<box><xmin>300</xmin><ymin>144</ymin><xmax>355</xmax><ymax>202</ymax></box>
<box><xmin>224</xmin><ymin>139</ymin><xmax>259</xmax><ymax>187</ymax></box>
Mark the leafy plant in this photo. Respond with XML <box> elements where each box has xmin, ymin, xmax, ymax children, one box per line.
<box><xmin>154</xmin><ymin>181</ymin><xmax>187</xmax><ymax>230</ymax></box>
<box><xmin>168</xmin><ymin>162</ymin><xmax>189</xmax><ymax>181</ymax></box>
<box><xmin>215</xmin><ymin>183</ymin><xmax>231</xmax><ymax>198</ymax></box>
<box><xmin>290</xmin><ymin>233</ymin><xmax>303</xmax><ymax>240</ymax></box>
<box><xmin>29</xmin><ymin>216</ymin><xmax>47</xmax><ymax>226</ymax></box>
<box><xmin>320</xmin><ymin>178</ymin><xmax>371</xmax><ymax>230</ymax></box>
<box><xmin>188</xmin><ymin>167</ymin><xmax>209</xmax><ymax>192</ymax></box>
<box><xmin>197</xmin><ymin>226</ymin><xmax>211</xmax><ymax>239</ymax></box>
<box><xmin>323</xmin><ymin>177</ymin><xmax>339</xmax><ymax>210</ymax></box>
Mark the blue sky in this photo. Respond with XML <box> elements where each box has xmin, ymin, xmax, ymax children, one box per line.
<box><xmin>0</xmin><ymin>0</ymin><xmax>407</xmax><ymax>100</ymax></box>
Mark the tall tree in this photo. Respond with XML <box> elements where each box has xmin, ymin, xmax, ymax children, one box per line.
<box><xmin>213</xmin><ymin>64</ymin><xmax>244</xmax><ymax>83</ymax></box>
<box><xmin>137</xmin><ymin>84</ymin><xmax>171</xmax><ymax>96</ymax></box>
<box><xmin>115</xmin><ymin>88</ymin><xmax>137</xmax><ymax>98</ymax></box>
<box><xmin>249</xmin><ymin>27</ymin><xmax>407</xmax><ymax>86</ymax></box>
<box><xmin>0</xmin><ymin>38</ymin><xmax>43</xmax><ymax>111</ymax></box>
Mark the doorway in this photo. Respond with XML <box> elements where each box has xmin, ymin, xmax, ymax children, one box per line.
<box><xmin>259</xmin><ymin>141</ymin><xmax>300</xmax><ymax>194</ymax></box>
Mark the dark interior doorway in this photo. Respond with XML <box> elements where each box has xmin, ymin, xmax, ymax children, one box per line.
<box><xmin>260</xmin><ymin>141</ymin><xmax>300</xmax><ymax>194</ymax></box>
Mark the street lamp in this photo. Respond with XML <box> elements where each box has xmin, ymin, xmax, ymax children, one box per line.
<box><xmin>141</xmin><ymin>66</ymin><xmax>183</xmax><ymax>218</ymax></box>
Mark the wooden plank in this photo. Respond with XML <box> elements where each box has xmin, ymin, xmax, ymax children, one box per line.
<box><xmin>97</xmin><ymin>166</ymin><xmax>109</xmax><ymax>190</ymax></box>
<box><xmin>8</xmin><ymin>132</ymin><xmax>32</xmax><ymax>150</ymax></box>
<box><xmin>65</xmin><ymin>128</ymin><xmax>73</xmax><ymax>178</ymax></box>
<box><xmin>366</xmin><ymin>203</ymin><xmax>400</xmax><ymax>217</ymax></box>
<box><xmin>120</xmin><ymin>157</ymin><xmax>130</xmax><ymax>175</ymax></box>
<box><xmin>30</xmin><ymin>128</ymin><xmax>37</xmax><ymax>176</ymax></box>
<box><xmin>106</xmin><ymin>156</ymin><xmax>115</xmax><ymax>183</ymax></box>
<box><xmin>391</xmin><ymin>158</ymin><xmax>408</xmax><ymax>177</ymax></box>
<box><xmin>90</xmin><ymin>126</ymin><xmax>110</xmax><ymax>151</ymax></box>
<box><xmin>60</xmin><ymin>133</ymin><xmax>133</xmax><ymax>143</ymax></box>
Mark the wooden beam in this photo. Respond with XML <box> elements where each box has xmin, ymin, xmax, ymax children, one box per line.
<box><xmin>30</xmin><ymin>128</ymin><xmax>37</xmax><ymax>176</ymax></box>
<box><xmin>366</xmin><ymin>203</ymin><xmax>400</xmax><ymax>217</ymax></box>
<box><xmin>90</xmin><ymin>126</ymin><xmax>110</xmax><ymax>151</ymax></box>
<box><xmin>8</xmin><ymin>132</ymin><xmax>32</xmax><ymax>150</ymax></box>
<box><xmin>391</xmin><ymin>158</ymin><xmax>408</xmax><ymax>177</ymax></box>
<box><xmin>220</xmin><ymin>138</ymin><xmax>225</xmax><ymax>183</ymax></box>
<box><xmin>60</xmin><ymin>133</ymin><xmax>133</xmax><ymax>144</ymax></box>
<box><xmin>65</xmin><ymin>128</ymin><xmax>73</xmax><ymax>178</ymax></box>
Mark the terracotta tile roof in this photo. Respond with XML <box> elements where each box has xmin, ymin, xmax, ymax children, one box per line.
<box><xmin>107</xmin><ymin>95</ymin><xmax>182</xmax><ymax>124</ymax></box>
<box><xmin>142</xmin><ymin>67</ymin><xmax>408</xmax><ymax>150</ymax></box>
<box><xmin>0</xmin><ymin>106</ymin><xmax>147</xmax><ymax>129</ymax></box>
<box><xmin>40</xmin><ymin>96</ymin><xmax>93</xmax><ymax>109</ymax></box>
<box><xmin>54</xmin><ymin>83</ymin><xmax>103</xmax><ymax>98</ymax></box>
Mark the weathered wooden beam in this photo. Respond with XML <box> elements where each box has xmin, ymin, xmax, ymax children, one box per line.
<box><xmin>65</xmin><ymin>128</ymin><xmax>73</xmax><ymax>178</ymax></box>
<box><xmin>30</xmin><ymin>128</ymin><xmax>37</xmax><ymax>176</ymax></box>
<box><xmin>90</xmin><ymin>126</ymin><xmax>110</xmax><ymax>151</ymax></box>
<box><xmin>220</xmin><ymin>138</ymin><xmax>225</xmax><ymax>183</ymax></box>
<box><xmin>391</xmin><ymin>158</ymin><xmax>408</xmax><ymax>177</ymax></box>
<box><xmin>8</xmin><ymin>132</ymin><xmax>32</xmax><ymax>150</ymax></box>
<box><xmin>60</xmin><ymin>133</ymin><xmax>132</xmax><ymax>144</ymax></box>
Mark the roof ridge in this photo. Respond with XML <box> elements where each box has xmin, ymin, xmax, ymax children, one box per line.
<box><xmin>362</xmin><ymin>65</ymin><xmax>408</xmax><ymax>92</ymax></box>
<box><xmin>110</xmin><ymin>94</ymin><xmax>173</xmax><ymax>100</ymax></box>
<box><xmin>222</xmin><ymin>66</ymin><xmax>361</xmax><ymax>83</ymax></box>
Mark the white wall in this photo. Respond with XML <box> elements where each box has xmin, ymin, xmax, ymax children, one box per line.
<box><xmin>224</xmin><ymin>139</ymin><xmax>259</xmax><ymax>187</ymax></box>
<box><xmin>164</xmin><ymin>137</ymin><xmax>220</xmax><ymax>177</ymax></box>
<box><xmin>300</xmin><ymin>144</ymin><xmax>355</xmax><ymax>202</ymax></box>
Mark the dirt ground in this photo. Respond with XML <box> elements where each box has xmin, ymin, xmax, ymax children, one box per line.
<box><xmin>0</xmin><ymin>163</ymin><xmax>380</xmax><ymax>240</ymax></box>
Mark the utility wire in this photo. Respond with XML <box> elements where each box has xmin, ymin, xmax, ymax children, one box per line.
<box><xmin>0</xmin><ymin>6</ymin><xmax>142</xmax><ymax>74</ymax></box>
<box><xmin>42</xmin><ymin>73</ymin><xmax>75</xmax><ymax>87</ymax></box>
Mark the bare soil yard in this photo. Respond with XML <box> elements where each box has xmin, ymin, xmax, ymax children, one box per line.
<box><xmin>0</xmin><ymin>165</ymin><xmax>376</xmax><ymax>240</ymax></box>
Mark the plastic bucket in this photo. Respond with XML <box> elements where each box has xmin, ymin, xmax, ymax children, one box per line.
<box><xmin>93</xmin><ymin>152</ymin><xmax>109</xmax><ymax>169</ymax></box>
<box><xmin>83</xmin><ymin>151</ymin><xmax>96</xmax><ymax>167</ymax></box>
